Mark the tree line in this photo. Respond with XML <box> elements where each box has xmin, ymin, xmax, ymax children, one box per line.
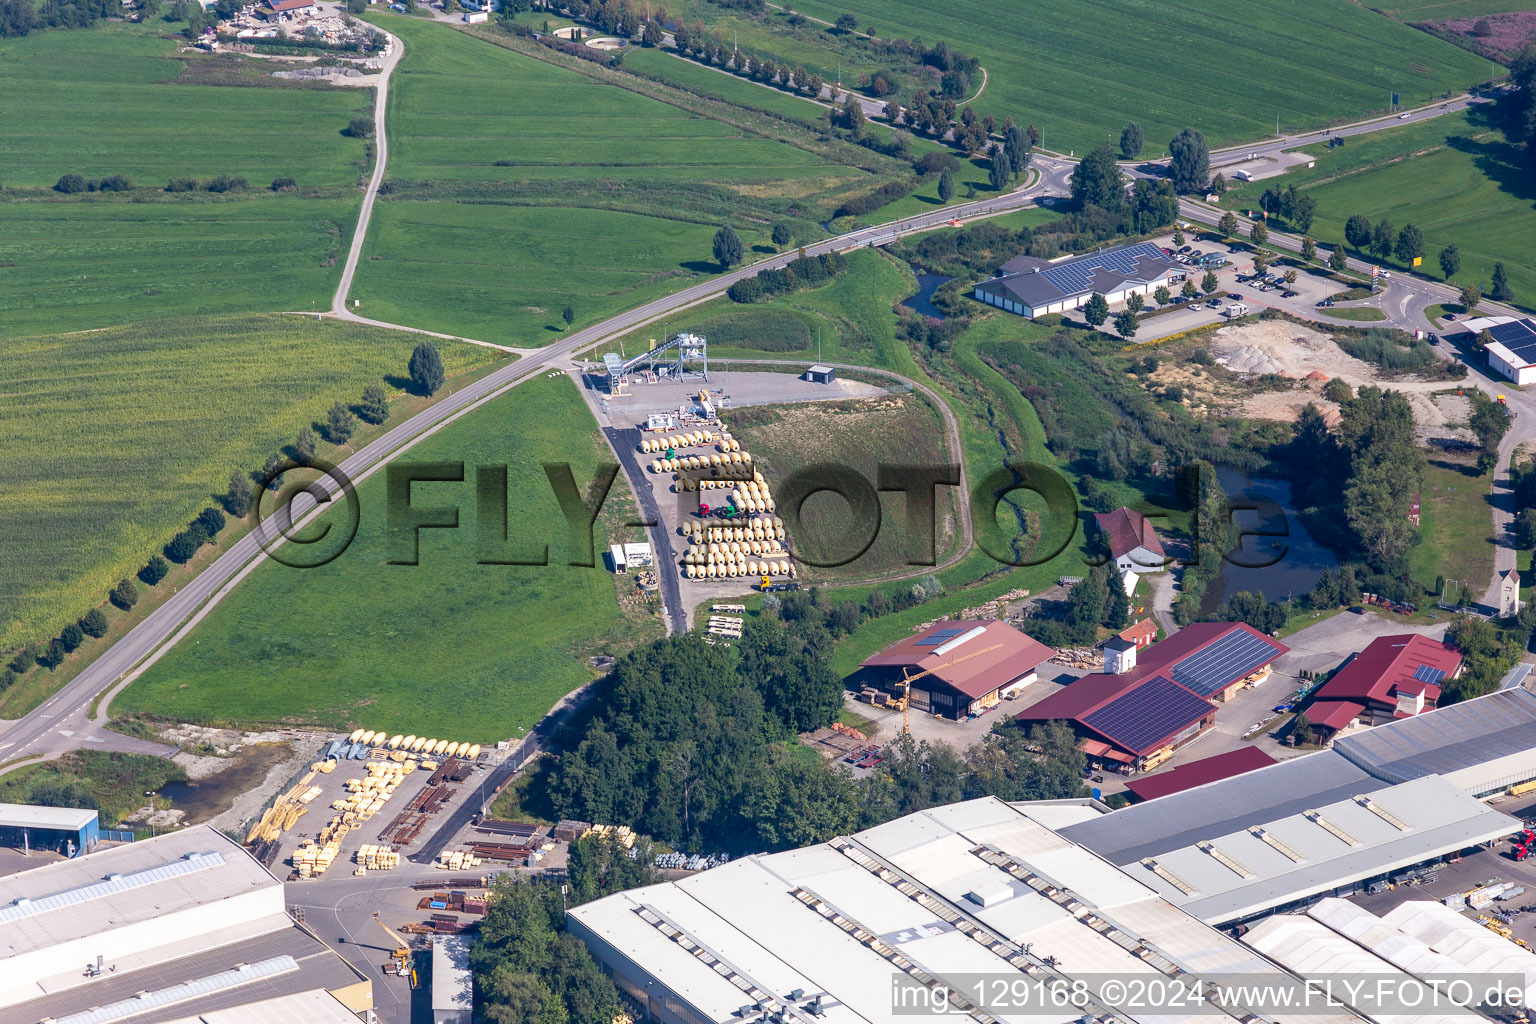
<box><xmin>1</xmin><ymin>344</ymin><xmax>448</xmax><ymax>692</ymax></box>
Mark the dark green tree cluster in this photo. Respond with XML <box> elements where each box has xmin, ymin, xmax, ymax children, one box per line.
<box><xmin>164</xmin><ymin>506</ymin><xmax>226</xmax><ymax>565</ymax></box>
<box><xmin>1468</xmin><ymin>390</ymin><xmax>1512</xmax><ymax>471</ymax></box>
<box><xmin>1210</xmin><ymin>591</ymin><xmax>1287</xmax><ymax>633</ymax></box>
<box><xmin>409</xmin><ymin>341</ymin><xmax>445</xmax><ymax>396</ymax></box>
<box><xmin>712</xmin><ymin>225</ymin><xmax>743</xmax><ymax>269</ymax></box>
<box><xmin>727</xmin><ymin>252</ymin><xmax>847</xmax><ymax>304</ymax></box>
<box><xmin>1258</xmin><ymin>183</ymin><xmax>1317</xmax><ymax>234</ymax></box>
<box><xmin>470</xmin><ymin>865</ymin><xmax>627</xmax><ymax>1024</ymax></box>
<box><xmin>1172</xmin><ymin>460</ymin><xmax>1236</xmax><ymax>624</ymax></box>
<box><xmin>1497</xmin><ymin>46</ymin><xmax>1536</xmax><ymax>183</ymax></box>
<box><xmin>539</xmin><ymin>601</ymin><xmax>1083</xmax><ymax>851</ymax></box>
<box><xmin>1445</xmin><ymin>614</ymin><xmax>1526</xmax><ymax>702</ymax></box>
<box><xmin>0</xmin><ymin>0</ymin><xmax>35</xmax><ymax>36</ymax></box>
<box><xmin>1023</xmin><ymin>564</ymin><xmax>1127</xmax><ymax>647</ymax></box>
<box><xmin>1289</xmin><ymin>388</ymin><xmax>1425</xmax><ymax>577</ymax></box>
<box><xmin>1167</xmin><ymin>127</ymin><xmax>1209</xmax><ymax>194</ymax></box>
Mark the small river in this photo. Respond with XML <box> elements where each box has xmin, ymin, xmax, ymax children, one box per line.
<box><xmin>1199</xmin><ymin>466</ymin><xmax>1338</xmax><ymax>613</ymax></box>
<box><xmin>901</xmin><ymin>270</ymin><xmax>952</xmax><ymax>320</ymax></box>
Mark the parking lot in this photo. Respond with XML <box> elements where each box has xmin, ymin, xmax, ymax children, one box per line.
<box><xmin>1345</xmin><ymin>835</ymin><xmax>1536</xmax><ymax>951</ymax></box>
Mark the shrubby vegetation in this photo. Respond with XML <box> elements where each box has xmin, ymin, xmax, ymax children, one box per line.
<box><xmin>1336</xmin><ymin>328</ymin><xmax>1435</xmax><ymax>371</ymax></box>
<box><xmin>727</xmin><ymin>252</ymin><xmax>848</xmax><ymax>303</ymax></box>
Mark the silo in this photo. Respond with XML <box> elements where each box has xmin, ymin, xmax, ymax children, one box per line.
<box><xmin>467</xmin><ymin>744</ymin><xmax>481</xmax><ymax>761</ymax></box>
<box><xmin>349</xmin><ymin>729</ymin><xmax>365</xmax><ymax>742</ymax></box>
<box><xmin>446</xmin><ymin>742</ymin><xmax>462</xmax><ymax>758</ymax></box>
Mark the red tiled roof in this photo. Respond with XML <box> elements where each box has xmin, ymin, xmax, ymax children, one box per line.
<box><xmin>1122</xmin><ymin>747</ymin><xmax>1277</xmax><ymax>802</ymax></box>
<box><xmin>1306</xmin><ymin>699</ymin><xmax>1366</xmax><ymax>731</ymax></box>
<box><xmin>1093</xmin><ymin>507</ymin><xmax>1165</xmax><ymax>561</ymax></box>
<box><xmin>267</xmin><ymin>0</ymin><xmax>313</xmax><ymax>10</ymax></box>
<box><xmin>860</xmin><ymin>620</ymin><xmax>1055</xmax><ymax>700</ymax></box>
<box><xmin>1119</xmin><ymin>619</ymin><xmax>1157</xmax><ymax>645</ymax></box>
<box><xmin>1312</xmin><ymin>634</ymin><xmax>1461</xmax><ymax>710</ymax></box>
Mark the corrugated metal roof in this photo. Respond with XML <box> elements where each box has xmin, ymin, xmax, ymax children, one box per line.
<box><xmin>1059</xmin><ymin>750</ymin><xmax>1379</xmax><ymax>865</ymax></box>
<box><xmin>1333</xmin><ymin>686</ymin><xmax>1536</xmax><ymax>783</ymax></box>
<box><xmin>1117</xmin><ymin>776</ymin><xmax>1518</xmax><ymax>923</ymax></box>
<box><xmin>0</xmin><ymin>851</ymin><xmax>225</xmax><ymax>925</ymax></box>
<box><xmin>50</xmin><ymin>955</ymin><xmax>298</xmax><ymax>1024</ymax></box>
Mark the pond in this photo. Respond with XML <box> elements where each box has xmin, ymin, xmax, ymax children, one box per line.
<box><xmin>901</xmin><ymin>269</ymin><xmax>952</xmax><ymax>320</ymax></box>
<box><xmin>157</xmin><ymin>742</ymin><xmax>294</xmax><ymax>824</ymax></box>
<box><xmin>1199</xmin><ymin>466</ymin><xmax>1338</xmax><ymax>613</ymax></box>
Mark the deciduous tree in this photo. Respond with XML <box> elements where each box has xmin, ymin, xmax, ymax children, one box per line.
<box><xmin>712</xmin><ymin>225</ymin><xmax>743</xmax><ymax>268</ymax></box>
<box><xmin>1082</xmin><ymin>292</ymin><xmax>1110</xmax><ymax>326</ymax></box>
<box><xmin>1120</xmin><ymin>121</ymin><xmax>1143</xmax><ymax>158</ymax></box>
<box><xmin>408</xmin><ymin>341</ymin><xmax>445</xmax><ymax>395</ymax></box>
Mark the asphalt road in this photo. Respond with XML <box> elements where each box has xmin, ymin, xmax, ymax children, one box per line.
<box><xmin>0</xmin><ymin>54</ymin><xmax>1507</xmax><ymax>770</ymax></box>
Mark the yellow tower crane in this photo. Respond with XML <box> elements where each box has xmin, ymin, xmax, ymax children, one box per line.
<box><xmin>898</xmin><ymin>643</ymin><xmax>1005</xmax><ymax>736</ymax></box>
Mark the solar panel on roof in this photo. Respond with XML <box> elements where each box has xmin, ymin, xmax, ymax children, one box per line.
<box><xmin>1039</xmin><ymin>241</ymin><xmax>1171</xmax><ymax>297</ymax></box>
<box><xmin>1168</xmin><ymin>629</ymin><xmax>1280</xmax><ymax>697</ymax></box>
<box><xmin>1083</xmin><ymin>676</ymin><xmax>1214</xmax><ymax>753</ymax></box>
<box><xmin>916</xmin><ymin>628</ymin><xmax>966</xmax><ymax>646</ymax></box>
<box><xmin>1489</xmin><ymin>320</ymin><xmax>1536</xmax><ymax>365</ymax></box>
<box><xmin>1412</xmin><ymin>664</ymin><xmax>1448</xmax><ymax>684</ymax></box>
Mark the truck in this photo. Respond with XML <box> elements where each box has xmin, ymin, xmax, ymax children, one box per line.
<box><xmin>1223</xmin><ymin>303</ymin><xmax>1249</xmax><ymax>318</ymax></box>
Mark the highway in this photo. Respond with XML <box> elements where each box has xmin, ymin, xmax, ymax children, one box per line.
<box><xmin>0</xmin><ymin>50</ymin><xmax>1515</xmax><ymax>771</ymax></box>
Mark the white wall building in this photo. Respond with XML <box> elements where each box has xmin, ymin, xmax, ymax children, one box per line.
<box><xmin>971</xmin><ymin>241</ymin><xmax>1178</xmax><ymax>318</ymax></box>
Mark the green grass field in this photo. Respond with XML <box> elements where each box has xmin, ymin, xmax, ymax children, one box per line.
<box><xmin>0</xmin><ymin>25</ymin><xmax>377</xmax><ymax>334</ymax></box>
<box><xmin>619</xmin><ymin>47</ymin><xmax>828</xmax><ymax>126</ymax></box>
<box><xmin>0</xmin><ymin>26</ymin><xmax>371</xmax><ymax>187</ymax></box>
<box><xmin>0</xmin><ymin>199</ymin><xmax>358</xmax><ymax>337</ymax></box>
<box><xmin>670</xmin><ymin>0</ymin><xmax>1488</xmax><ymax>153</ymax></box>
<box><xmin>1221</xmin><ymin>110</ymin><xmax>1536</xmax><ymax>306</ymax></box>
<box><xmin>1375</xmin><ymin>0</ymin><xmax>1536</xmax><ymax>19</ymax></box>
<box><xmin>350</xmin><ymin>16</ymin><xmax>909</xmax><ymax>343</ymax></box>
<box><xmin>117</xmin><ymin>375</ymin><xmax>657</xmax><ymax>739</ymax></box>
<box><xmin>1408</xmin><ymin>459</ymin><xmax>1495</xmax><ymax>592</ymax></box>
<box><xmin>1</xmin><ymin>314</ymin><xmax>501</xmax><ymax>652</ymax></box>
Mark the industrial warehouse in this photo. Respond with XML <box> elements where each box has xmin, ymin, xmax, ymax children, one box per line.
<box><xmin>854</xmin><ymin>619</ymin><xmax>1056</xmax><ymax>720</ymax></box>
<box><xmin>567</xmin><ymin>796</ymin><xmax>1382</xmax><ymax>1024</ymax></box>
<box><xmin>0</xmin><ymin>825</ymin><xmax>373</xmax><ymax>1023</ymax></box>
<box><xmin>970</xmin><ymin>241</ymin><xmax>1179</xmax><ymax>318</ymax></box>
<box><xmin>564</xmin><ymin>690</ymin><xmax>1536</xmax><ymax>1024</ymax></box>
<box><xmin>1014</xmin><ymin>622</ymin><xmax>1288</xmax><ymax>770</ymax></box>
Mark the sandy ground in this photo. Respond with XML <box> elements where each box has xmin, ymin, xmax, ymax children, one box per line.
<box><xmin>1169</xmin><ymin>321</ymin><xmax>1473</xmax><ymax>444</ymax></box>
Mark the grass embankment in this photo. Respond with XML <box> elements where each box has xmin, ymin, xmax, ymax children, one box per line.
<box><xmin>351</xmin><ymin>16</ymin><xmax>913</xmax><ymax>344</ymax></box>
<box><xmin>728</xmin><ymin>392</ymin><xmax>960</xmax><ymax>580</ymax></box>
<box><xmin>1407</xmin><ymin>460</ymin><xmax>1496</xmax><ymax>594</ymax></box>
<box><xmin>0</xmin><ymin>752</ymin><xmax>186</xmax><ymax>828</ymax></box>
<box><xmin>117</xmin><ymin>375</ymin><xmax>663</xmax><ymax>739</ymax></box>
<box><xmin>0</xmin><ymin>25</ymin><xmax>376</xmax><ymax>333</ymax></box>
<box><xmin>663</xmin><ymin>0</ymin><xmax>1487</xmax><ymax>151</ymax></box>
<box><xmin>0</xmin><ymin>314</ymin><xmax>502</xmax><ymax>659</ymax></box>
<box><xmin>1327</xmin><ymin>306</ymin><xmax>1389</xmax><ymax>322</ymax></box>
<box><xmin>1220</xmin><ymin>111</ymin><xmax>1536</xmax><ymax>307</ymax></box>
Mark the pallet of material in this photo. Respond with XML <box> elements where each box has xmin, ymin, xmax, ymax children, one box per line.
<box><xmin>469</xmin><ymin>841</ymin><xmax>534</xmax><ymax>861</ymax></box>
<box><xmin>413</xmin><ymin>877</ymin><xmax>487</xmax><ymax>890</ymax></box>
<box><xmin>553</xmin><ymin>819</ymin><xmax>591</xmax><ymax>841</ymax></box>
<box><xmin>474</xmin><ymin>819</ymin><xmax>541</xmax><ymax>839</ymax></box>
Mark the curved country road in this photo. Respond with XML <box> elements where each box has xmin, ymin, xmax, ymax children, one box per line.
<box><xmin>0</xmin><ymin>43</ymin><xmax>1513</xmax><ymax>770</ymax></box>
